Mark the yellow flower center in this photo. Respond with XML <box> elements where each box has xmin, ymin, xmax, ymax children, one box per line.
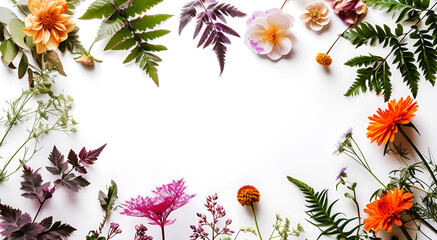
<box><xmin>311</xmin><ymin>12</ymin><xmax>320</xmax><ymax>19</ymax></box>
<box><xmin>40</xmin><ymin>14</ymin><xmax>55</xmax><ymax>29</ymax></box>
<box><xmin>262</xmin><ymin>25</ymin><xmax>283</xmax><ymax>46</ymax></box>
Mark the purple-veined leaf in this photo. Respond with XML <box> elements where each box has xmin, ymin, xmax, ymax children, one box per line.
<box><xmin>78</xmin><ymin>144</ymin><xmax>107</xmax><ymax>167</ymax></box>
<box><xmin>215</xmin><ymin>22</ymin><xmax>240</xmax><ymax>37</ymax></box>
<box><xmin>212</xmin><ymin>3</ymin><xmax>246</xmax><ymax>18</ymax></box>
<box><xmin>55</xmin><ymin>174</ymin><xmax>90</xmax><ymax>192</ymax></box>
<box><xmin>20</xmin><ymin>165</ymin><xmax>50</xmax><ymax>202</ymax></box>
<box><xmin>193</xmin><ymin>12</ymin><xmax>206</xmax><ymax>39</ymax></box>
<box><xmin>197</xmin><ymin>24</ymin><xmax>212</xmax><ymax>47</ymax></box>
<box><xmin>46</xmin><ymin>146</ymin><xmax>68</xmax><ymax>176</ymax></box>
<box><xmin>179</xmin><ymin>0</ymin><xmax>245</xmax><ymax>74</ymax></box>
<box><xmin>203</xmin><ymin>29</ymin><xmax>217</xmax><ymax>48</ymax></box>
<box><xmin>37</xmin><ymin>216</ymin><xmax>76</xmax><ymax>240</ymax></box>
<box><xmin>179</xmin><ymin>1</ymin><xmax>198</xmax><ymax>34</ymax></box>
<box><xmin>0</xmin><ymin>204</ymin><xmax>44</xmax><ymax>239</ymax></box>
<box><xmin>213</xmin><ymin>33</ymin><xmax>227</xmax><ymax>74</ymax></box>
<box><xmin>67</xmin><ymin>150</ymin><xmax>87</xmax><ymax>174</ymax></box>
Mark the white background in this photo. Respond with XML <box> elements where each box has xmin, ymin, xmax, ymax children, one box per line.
<box><xmin>1</xmin><ymin>0</ymin><xmax>437</xmax><ymax>239</ymax></box>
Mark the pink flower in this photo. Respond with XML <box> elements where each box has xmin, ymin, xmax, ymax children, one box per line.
<box><xmin>328</xmin><ymin>0</ymin><xmax>366</xmax><ymax>24</ymax></box>
<box><xmin>121</xmin><ymin>179</ymin><xmax>195</xmax><ymax>227</ymax></box>
<box><xmin>245</xmin><ymin>8</ymin><xmax>294</xmax><ymax>60</ymax></box>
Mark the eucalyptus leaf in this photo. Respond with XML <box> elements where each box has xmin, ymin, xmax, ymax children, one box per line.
<box><xmin>28</xmin><ymin>68</ymin><xmax>34</xmax><ymax>88</ymax></box>
<box><xmin>0</xmin><ymin>7</ymin><xmax>18</xmax><ymax>25</ymax></box>
<box><xmin>18</xmin><ymin>53</ymin><xmax>28</xmax><ymax>79</ymax></box>
<box><xmin>45</xmin><ymin>51</ymin><xmax>66</xmax><ymax>76</ymax></box>
<box><xmin>0</xmin><ymin>39</ymin><xmax>19</xmax><ymax>66</ymax></box>
<box><xmin>9</xmin><ymin>18</ymin><xmax>30</xmax><ymax>50</ymax></box>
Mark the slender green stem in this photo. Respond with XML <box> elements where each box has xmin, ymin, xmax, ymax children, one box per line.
<box><xmin>399</xmin><ymin>225</ymin><xmax>413</xmax><ymax>240</ymax></box>
<box><xmin>407</xmin><ymin>184</ymin><xmax>431</xmax><ymax>194</ymax></box>
<box><xmin>397</xmin><ymin>125</ymin><xmax>437</xmax><ymax>187</ymax></box>
<box><xmin>342</xmin><ymin>151</ymin><xmax>387</xmax><ymax>188</ymax></box>
<box><xmin>11</xmin><ymin>0</ymin><xmax>27</xmax><ymax>16</ymax></box>
<box><xmin>250</xmin><ymin>204</ymin><xmax>263</xmax><ymax>240</ymax></box>
<box><xmin>352</xmin><ymin>190</ymin><xmax>361</xmax><ymax>236</ymax></box>
<box><xmin>0</xmin><ymin>93</ymin><xmax>33</xmax><ymax>147</ymax></box>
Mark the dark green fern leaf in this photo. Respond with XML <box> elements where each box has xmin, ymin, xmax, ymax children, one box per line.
<box><xmin>81</xmin><ymin>0</ymin><xmax>172</xmax><ymax>86</ymax></box>
<box><xmin>364</xmin><ymin>0</ymin><xmax>428</xmax><ymax>22</ymax></box>
<box><xmin>123</xmin><ymin>0</ymin><xmax>164</xmax><ymax>17</ymax></box>
<box><xmin>410</xmin><ymin>27</ymin><xmax>437</xmax><ymax>86</ymax></box>
<box><xmin>345</xmin><ymin>54</ymin><xmax>384</xmax><ymax>67</ymax></box>
<box><xmin>391</xmin><ymin>39</ymin><xmax>421</xmax><ymax>97</ymax></box>
<box><xmin>344</xmin><ymin>54</ymin><xmax>392</xmax><ymax>101</ymax></box>
<box><xmin>287</xmin><ymin>177</ymin><xmax>360</xmax><ymax>240</ymax></box>
<box><xmin>343</xmin><ymin>22</ymin><xmax>395</xmax><ymax>47</ymax></box>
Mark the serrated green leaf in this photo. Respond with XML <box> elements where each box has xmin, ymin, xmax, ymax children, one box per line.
<box><xmin>392</xmin><ymin>40</ymin><xmax>420</xmax><ymax>97</ymax></box>
<box><xmin>111</xmin><ymin>37</ymin><xmax>136</xmax><ymax>50</ymax></box>
<box><xmin>104</xmin><ymin>27</ymin><xmax>132</xmax><ymax>50</ymax></box>
<box><xmin>0</xmin><ymin>7</ymin><xmax>18</xmax><ymax>25</ymax></box>
<box><xmin>123</xmin><ymin>46</ymin><xmax>140</xmax><ymax>63</ymax></box>
<box><xmin>141</xmin><ymin>43</ymin><xmax>167</xmax><ymax>52</ymax></box>
<box><xmin>131</xmin><ymin>14</ymin><xmax>172</xmax><ymax>31</ymax></box>
<box><xmin>96</xmin><ymin>17</ymin><xmax>126</xmax><ymax>42</ymax></box>
<box><xmin>80</xmin><ymin>0</ymin><xmax>115</xmax><ymax>19</ymax></box>
<box><xmin>123</xmin><ymin>0</ymin><xmax>164</xmax><ymax>17</ymax></box>
<box><xmin>411</xmin><ymin>28</ymin><xmax>437</xmax><ymax>85</ymax></box>
<box><xmin>9</xmin><ymin>18</ymin><xmax>30</xmax><ymax>50</ymax></box>
<box><xmin>137</xmin><ymin>29</ymin><xmax>170</xmax><ymax>41</ymax></box>
<box><xmin>0</xmin><ymin>39</ymin><xmax>19</xmax><ymax>66</ymax></box>
<box><xmin>98</xmin><ymin>180</ymin><xmax>118</xmax><ymax>215</ymax></box>
<box><xmin>18</xmin><ymin>53</ymin><xmax>28</xmax><ymax>79</ymax></box>
<box><xmin>344</xmin><ymin>54</ymin><xmax>384</xmax><ymax>67</ymax></box>
<box><xmin>45</xmin><ymin>51</ymin><xmax>66</xmax><ymax>76</ymax></box>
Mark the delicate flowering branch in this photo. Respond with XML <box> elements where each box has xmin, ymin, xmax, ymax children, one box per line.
<box><xmin>190</xmin><ymin>194</ymin><xmax>234</xmax><ymax>240</ymax></box>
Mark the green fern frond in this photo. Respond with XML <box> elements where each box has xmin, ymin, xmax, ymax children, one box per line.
<box><xmin>391</xmin><ymin>39</ymin><xmax>421</xmax><ymax>97</ymax></box>
<box><xmin>364</xmin><ymin>0</ymin><xmax>428</xmax><ymax>22</ymax></box>
<box><xmin>344</xmin><ymin>55</ymin><xmax>392</xmax><ymax>101</ymax></box>
<box><xmin>343</xmin><ymin>22</ymin><xmax>395</xmax><ymax>47</ymax></box>
<box><xmin>287</xmin><ymin>177</ymin><xmax>360</xmax><ymax>240</ymax></box>
<box><xmin>81</xmin><ymin>0</ymin><xmax>172</xmax><ymax>86</ymax></box>
<box><xmin>410</xmin><ymin>26</ymin><xmax>437</xmax><ymax>85</ymax></box>
<box><xmin>344</xmin><ymin>54</ymin><xmax>384</xmax><ymax>67</ymax></box>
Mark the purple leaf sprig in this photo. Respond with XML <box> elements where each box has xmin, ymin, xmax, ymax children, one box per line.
<box><xmin>179</xmin><ymin>0</ymin><xmax>246</xmax><ymax>74</ymax></box>
<box><xmin>0</xmin><ymin>144</ymin><xmax>106</xmax><ymax>240</ymax></box>
<box><xmin>121</xmin><ymin>179</ymin><xmax>195</xmax><ymax>240</ymax></box>
<box><xmin>190</xmin><ymin>193</ymin><xmax>234</xmax><ymax>240</ymax></box>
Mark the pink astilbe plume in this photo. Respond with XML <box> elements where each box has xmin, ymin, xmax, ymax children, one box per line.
<box><xmin>121</xmin><ymin>179</ymin><xmax>195</xmax><ymax>227</ymax></box>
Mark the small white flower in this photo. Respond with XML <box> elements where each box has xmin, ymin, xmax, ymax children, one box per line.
<box><xmin>244</xmin><ymin>8</ymin><xmax>294</xmax><ymax>60</ymax></box>
<box><xmin>300</xmin><ymin>1</ymin><xmax>330</xmax><ymax>31</ymax></box>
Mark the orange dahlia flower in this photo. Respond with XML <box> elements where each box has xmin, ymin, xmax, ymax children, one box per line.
<box><xmin>363</xmin><ymin>188</ymin><xmax>413</xmax><ymax>235</ymax></box>
<box><xmin>367</xmin><ymin>96</ymin><xmax>418</xmax><ymax>145</ymax></box>
<box><xmin>22</xmin><ymin>0</ymin><xmax>75</xmax><ymax>54</ymax></box>
<box><xmin>237</xmin><ymin>185</ymin><xmax>260</xmax><ymax>206</ymax></box>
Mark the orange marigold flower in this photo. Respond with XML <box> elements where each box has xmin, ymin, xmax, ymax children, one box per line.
<box><xmin>237</xmin><ymin>185</ymin><xmax>260</xmax><ymax>206</ymax></box>
<box><xmin>363</xmin><ymin>188</ymin><xmax>413</xmax><ymax>236</ymax></box>
<box><xmin>316</xmin><ymin>53</ymin><xmax>332</xmax><ymax>67</ymax></box>
<box><xmin>367</xmin><ymin>96</ymin><xmax>418</xmax><ymax>146</ymax></box>
<box><xmin>22</xmin><ymin>0</ymin><xmax>75</xmax><ymax>54</ymax></box>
